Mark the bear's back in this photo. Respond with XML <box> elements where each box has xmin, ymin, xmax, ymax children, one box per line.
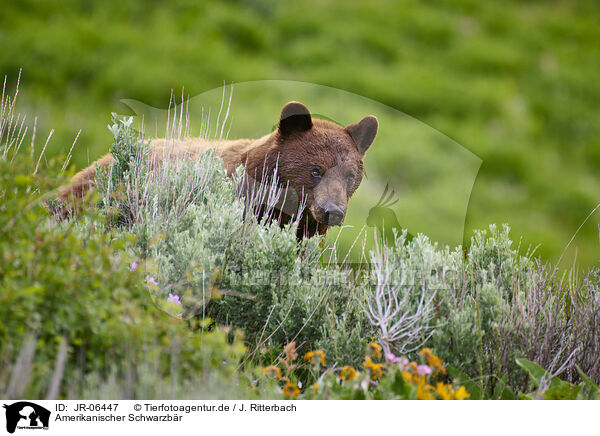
<box><xmin>148</xmin><ymin>136</ymin><xmax>260</xmax><ymax>175</ymax></box>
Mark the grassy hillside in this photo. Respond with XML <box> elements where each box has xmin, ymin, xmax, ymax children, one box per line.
<box><xmin>2</xmin><ymin>0</ymin><xmax>599</xmax><ymax>266</ymax></box>
<box><xmin>2</xmin><ymin>97</ymin><xmax>599</xmax><ymax>399</ymax></box>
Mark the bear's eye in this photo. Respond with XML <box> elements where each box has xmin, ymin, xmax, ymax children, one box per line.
<box><xmin>310</xmin><ymin>168</ymin><xmax>322</xmax><ymax>178</ymax></box>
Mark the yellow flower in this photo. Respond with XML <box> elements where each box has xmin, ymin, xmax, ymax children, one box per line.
<box><xmin>454</xmin><ymin>386</ymin><xmax>470</xmax><ymax>400</ymax></box>
<box><xmin>367</xmin><ymin>342</ymin><xmax>382</xmax><ymax>359</ymax></box>
<box><xmin>263</xmin><ymin>365</ymin><xmax>282</xmax><ymax>380</ymax></box>
<box><xmin>283</xmin><ymin>381</ymin><xmax>301</xmax><ymax>399</ymax></box>
<box><xmin>362</xmin><ymin>355</ymin><xmax>383</xmax><ymax>380</ymax></box>
<box><xmin>416</xmin><ymin>378</ymin><xmax>435</xmax><ymax>400</ymax></box>
<box><xmin>430</xmin><ymin>355</ymin><xmax>446</xmax><ymax>375</ymax></box>
<box><xmin>313</xmin><ymin>383</ymin><xmax>319</xmax><ymax>391</ymax></box>
<box><xmin>436</xmin><ymin>382</ymin><xmax>455</xmax><ymax>400</ymax></box>
<box><xmin>401</xmin><ymin>362</ymin><xmax>422</xmax><ymax>383</ymax></box>
<box><xmin>340</xmin><ymin>366</ymin><xmax>358</xmax><ymax>382</ymax></box>
<box><xmin>420</xmin><ymin>348</ymin><xmax>446</xmax><ymax>376</ymax></box>
<box><xmin>420</xmin><ymin>348</ymin><xmax>433</xmax><ymax>358</ymax></box>
<box><xmin>304</xmin><ymin>350</ymin><xmax>326</xmax><ymax>366</ymax></box>
<box><xmin>370</xmin><ymin>363</ymin><xmax>384</xmax><ymax>380</ymax></box>
<box><xmin>315</xmin><ymin>350</ymin><xmax>326</xmax><ymax>366</ymax></box>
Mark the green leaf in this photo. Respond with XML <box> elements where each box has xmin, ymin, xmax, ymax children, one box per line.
<box><xmin>492</xmin><ymin>374</ymin><xmax>516</xmax><ymax>400</ymax></box>
<box><xmin>516</xmin><ymin>358</ymin><xmax>584</xmax><ymax>399</ymax></box>
<box><xmin>352</xmin><ymin>389</ymin><xmax>366</xmax><ymax>400</ymax></box>
<box><xmin>448</xmin><ymin>366</ymin><xmax>486</xmax><ymax>400</ymax></box>
<box><xmin>515</xmin><ymin>358</ymin><xmax>547</xmax><ymax>387</ymax></box>
<box><xmin>576</xmin><ymin>365</ymin><xmax>599</xmax><ymax>391</ymax></box>
<box><xmin>21</xmin><ymin>285</ymin><xmax>45</xmax><ymax>295</ymax></box>
<box><xmin>390</xmin><ymin>370</ymin><xmax>412</xmax><ymax>398</ymax></box>
<box><xmin>14</xmin><ymin>174</ymin><xmax>33</xmax><ymax>187</ymax></box>
<box><xmin>543</xmin><ymin>383</ymin><xmax>581</xmax><ymax>400</ymax></box>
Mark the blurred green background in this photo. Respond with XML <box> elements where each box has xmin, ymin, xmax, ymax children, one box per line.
<box><xmin>2</xmin><ymin>0</ymin><xmax>599</xmax><ymax>267</ymax></box>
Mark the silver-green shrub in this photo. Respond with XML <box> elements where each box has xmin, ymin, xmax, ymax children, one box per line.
<box><xmin>93</xmin><ymin>116</ymin><xmax>368</xmax><ymax>364</ymax></box>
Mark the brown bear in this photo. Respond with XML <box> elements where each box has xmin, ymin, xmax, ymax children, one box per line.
<box><xmin>57</xmin><ymin>101</ymin><xmax>378</xmax><ymax>239</ymax></box>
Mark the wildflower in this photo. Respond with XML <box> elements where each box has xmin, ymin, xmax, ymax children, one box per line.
<box><xmin>370</xmin><ymin>363</ymin><xmax>384</xmax><ymax>380</ymax></box>
<box><xmin>416</xmin><ymin>377</ymin><xmax>435</xmax><ymax>400</ymax></box>
<box><xmin>362</xmin><ymin>356</ymin><xmax>384</xmax><ymax>380</ymax></box>
<box><xmin>367</xmin><ymin>342</ymin><xmax>382</xmax><ymax>359</ymax></box>
<box><xmin>130</xmin><ymin>261</ymin><xmax>138</xmax><ymax>272</ymax></box>
<box><xmin>282</xmin><ymin>381</ymin><xmax>300</xmax><ymax>399</ymax></box>
<box><xmin>263</xmin><ymin>366</ymin><xmax>282</xmax><ymax>380</ymax></box>
<box><xmin>436</xmin><ymin>382</ymin><xmax>454</xmax><ymax>400</ymax></box>
<box><xmin>385</xmin><ymin>352</ymin><xmax>404</xmax><ymax>363</ymax></box>
<box><xmin>340</xmin><ymin>366</ymin><xmax>358</xmax><ymax>382</ymax></box>
<box><xmin>417</xmin><ymin>364</ymin><xmax>432</xmax><ymax>375</ymax></box>
<box><xmin>420</xmin><ymin>348</ymin><xmax>446</xmax><ymax>376</ymax></box>
<box><xmin>313</xmin><ymin>383</ymin><xmax>319</xmax><ymax>391</ymax></box>
<box><xmin>417</xmin><ymin>385</ymin><xmax>435</xmax><ymax>400</ymax></box>
<box><xmin>401</xmin><ymin>371</ymin><xmax>412</xmax><ymax>383</ymax></box>
<box><xmin>146</xmin><ymin>275</ymin><xmax>159</xmax><ymax>286</ymax></box>
<box><xmin>167</xmin><ymin>293</ymin><xmax>181</xmax><ymax>305</ymax></box>
<box><xmin>303</xmin><ymin>350</ymin><xmax>326</xmax><ymax>366</ymax></box>
<box><xmin>389</xmin><ymin>355</ymin><xmax>409</xmax><ymax>366</ymax></box>
<box><xmin>454</xmin><ymin>386</ymin><xmax>470</xmax><ymax>400</ymax></box>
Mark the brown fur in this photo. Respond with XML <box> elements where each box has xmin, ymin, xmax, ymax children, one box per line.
<box><xmin>56</xmin><ymin>102</ymin><xmax>378</xmax><ymax>239</ymax></box>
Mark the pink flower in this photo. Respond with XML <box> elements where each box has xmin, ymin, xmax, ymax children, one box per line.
<box><xmin>385</xmin><ymin>352</ymin><xmax>402</xmax><ymax>363</ymax></box>
<box><xmin>386</xmin><ymin>353</ymin><xmax>410</xmax><ymax>366</ymax></box>
<box><xmin>417</xmin><ymin>364</ymin><xmax>432</xmax><ymax>375</ymax></box>
<box><xmin>130</xmin><ymin>261</ymin><xmax>138</xmax><ymax>272</ymax></box>
<box><xmin>145</xmin><ymin>275</ymin><xmax>159</xmax><ymax>286</ymax></box>
<box><xmin>168</xmin><ymin>293</ymin><xmax>181</xmax><ymax>305</ymax></box>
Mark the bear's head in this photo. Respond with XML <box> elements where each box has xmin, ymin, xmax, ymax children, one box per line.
<box><xmin>249</xmin><ymin>101</ymin><xmax>378</xmax><ymax>236</ymax></box>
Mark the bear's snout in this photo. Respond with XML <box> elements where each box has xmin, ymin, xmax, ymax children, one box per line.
<box><xmin>309</xmin><ymin>202</ymin><xmax>346</xmax><ymax>227</ymax></box>
<box><xmin>320</xmin><ymin>202</ymin><xmax>346</xmax><ymax>226</ymax></box>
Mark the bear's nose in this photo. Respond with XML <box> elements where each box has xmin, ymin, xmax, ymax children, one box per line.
<box><xmin>323</xmin><ymin>202</ymin><xmax>345</xmax><ymax>226</ymax></box>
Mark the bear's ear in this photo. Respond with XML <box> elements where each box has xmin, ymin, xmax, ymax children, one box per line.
<box><xmin>278</xmin><ymin>101</ymin><xmax>312</xmax><ymax>137</ymax></box>
<box><xmin>346</xmin><ymin>115</ymin><xmax>378</xmax><ymax>155</ymax></box>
